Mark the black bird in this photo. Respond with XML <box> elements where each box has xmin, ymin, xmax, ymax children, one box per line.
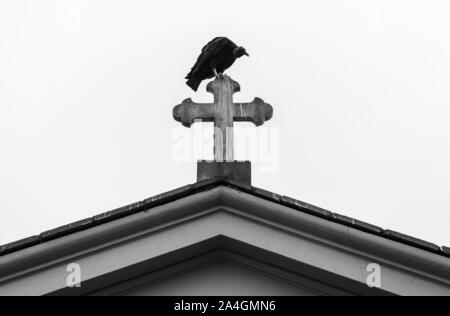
<box><xmin>186</xmin><ymin>37</ymin><xmax>249</xmax><ymax>91</ymax></box>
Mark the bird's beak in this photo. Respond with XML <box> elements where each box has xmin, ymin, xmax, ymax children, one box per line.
<box><xmin>245</xmin><ymin>52</ymin><xmax>249</xmax><ymax>57</ymax></box>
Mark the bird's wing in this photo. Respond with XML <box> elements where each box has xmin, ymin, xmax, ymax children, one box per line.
<box><xmin>186</xmin><ymin>37</ymin><xmax>233</xmax><ymax>78</ymax></box>
<box><xmin>202</xmin><ymin>37</ymin><xmax>227</xmax><ymax>52</ymax></box>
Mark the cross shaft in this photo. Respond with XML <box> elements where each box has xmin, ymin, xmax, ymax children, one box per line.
<box><xmin>173</xmin><ymin>76</ymin><xmax>273</xmax><ymax>162</ymax></box>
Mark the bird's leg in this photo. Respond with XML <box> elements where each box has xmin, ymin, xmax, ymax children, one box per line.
<box><xmin>213</xmin><ymin>68</ymin><xmax>220</xmax><ymax>79</ymax></box>
<box><xmin>213</xmin><ymin>68</ymin><xmax>224</xmax><ymax>80</ymax></box>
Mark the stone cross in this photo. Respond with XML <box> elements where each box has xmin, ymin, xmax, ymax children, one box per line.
<box><xmin>173</xmin><ymin>76</ymin><xmax>273</xmax><ymax>162</ymax></box>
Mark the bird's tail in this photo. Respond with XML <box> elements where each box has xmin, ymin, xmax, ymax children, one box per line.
<box><xmin>186</xmin><ymin>77</ymin><xmax>201</xmax><ymax>92</ymax></box>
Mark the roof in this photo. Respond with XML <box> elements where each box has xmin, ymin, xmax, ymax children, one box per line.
<box><xmin>1</xmin><ymin>177</ymin><xmax>449</xmax><ymax>258</ymax></box>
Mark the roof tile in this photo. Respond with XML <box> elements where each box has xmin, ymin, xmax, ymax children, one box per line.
<box><xmin>40</xmin><ymin>218</ymin><xmax>94</xmax><ymax>242</ymax></box>
<box><xmin>142</xmin><ymin>184</ymin><xmax>193</xmax><ymax>205</ymax></box>
<box><xmin>280</xmin><ymin>196</ymin><xmax>331</xmax><ymax>218</ymax></box>
<box><xmin>331</xmin><ymin>213</ymin><xmax>383</xmax><ymax>234</ymax></box>
<box><xmin>191</xmin><ymin>177</ymin><xmax>226</xmax><ymax>190</ymax></box>
<box><xmin>251</xmin><ymin>187</ymin><xmax>281</xmax><ymax>202</ymax></box>
<box><xmin>0</xmin><ymin>236</ymin><xmax>41</xmax><ymax>256</ymax></box>
<box><xmin>224</xmin><ymin>178</ymin><xmax>252</xmax><ymax>191</ymax></box>
<box><xmin>441</xmin><ymin>246</ymin><xmax>450</xmax><ymax>256</ymax></box>
<box><xmin>93</xmin><ymin>200</ymin><xmax>146</xmax><ymax>224</ymax></box>
<box><xmin>382</xmin><ymin>230</ymin><xmax>441</xmax><ymax>253</ymax></box>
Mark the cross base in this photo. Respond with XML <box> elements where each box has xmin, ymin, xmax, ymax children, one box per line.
<box><xmin>197</xmin><ymin>160</ymin><xmax>252</xmax><ymax>186</ymax></box>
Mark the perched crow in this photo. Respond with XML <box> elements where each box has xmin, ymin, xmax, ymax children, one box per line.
<box><xmin>186</xmin><ymin>37</ymin><xmax>249</xmax><ymax>91</ymax></box>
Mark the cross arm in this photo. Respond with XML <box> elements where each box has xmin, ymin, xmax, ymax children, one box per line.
<box><xmin>173</xmin><ymin>98</ymin><xmax>215</xmax><ymax>127</ymax></box>
<box><xmin>234</xmin><ymin>98</ymin><xmax>273</xmax><ymax>126</ymax></box>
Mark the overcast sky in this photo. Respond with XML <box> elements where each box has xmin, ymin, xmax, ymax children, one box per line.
<box><xmin>1</xmin><ymin>0</ymin><xmax>449</xmax><ymax>247</ymax></box>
